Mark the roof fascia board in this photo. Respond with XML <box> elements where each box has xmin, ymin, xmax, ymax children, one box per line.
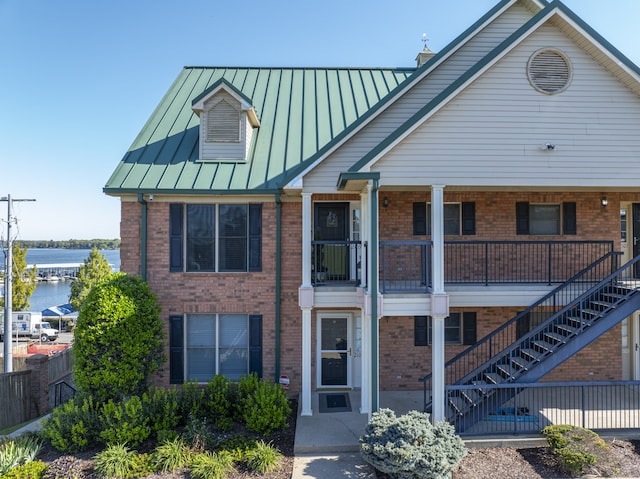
<box><xmin>350</xmin><ymin>5</ymin><xmax>558</xmax><ymax>173</ymax></box>
<box><xmin>281</xmin><ymin>0</ymin><xmax>532</xmax><ymax>188</ymax></box>
<box><xmin>103</xmin><ymin>187</ymin><xmax>280</xmax><ymax>196</ymax></box>
<box><xmin>552</xmin><ymin>0</ymin><xmax>640</xmax><ymax>81</ymax></box>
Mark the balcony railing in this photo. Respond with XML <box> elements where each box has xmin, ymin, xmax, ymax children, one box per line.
<box><xmin>379</xmin><ymin>240</ymin><xmax>615</xmax><ymax>293</ymax></box>
<box><xmin>311</xmin><ymin>240</ymin><xmax>366</xmax><ymax>287</ymax></box>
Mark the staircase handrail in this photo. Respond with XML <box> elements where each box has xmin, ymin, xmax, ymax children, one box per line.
<box><xmin>419</xmin><ymin>251</ymin><xmax>621</xmax><ymax>385</ymax></box>
<box><xmin>454</xmin><ymin>253</ymin><xmax>640</xmax><ymax>387</ymax></box>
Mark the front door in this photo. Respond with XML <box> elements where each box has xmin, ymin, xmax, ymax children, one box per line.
<box><xmin>633</xmin><ymin>204</ymin><xmax>640</xmax><ymax>276</ymax></box>
<box><xmin>318</xmin><ymin>314</ymin><xmax>351</xmax><ymax>387</ymax></box>
<box><xmin>314</xmin><ymin>203</ymin><xmax>349</xmax><ymax>282</ymax></box>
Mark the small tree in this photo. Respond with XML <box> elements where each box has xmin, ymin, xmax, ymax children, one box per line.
<box><xmin>72</xmin><ymin>273</ymin><xmax>165</xmax><ymax>403</ymax></box>
<box><xmin>0</xmin><ymin>243</ymin><xmax>37</xmax><ymax>311</ymax></box>
<box><xmin>69</xmin><ymin>247</ymin><xmax>113</xmax><ymax>311</ymax></box>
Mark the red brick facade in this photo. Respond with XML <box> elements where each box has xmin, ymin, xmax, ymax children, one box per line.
<box><xmin>119</xmin><ymin>190</ymin><xmax>637</xmax><ymax>394</ymax></box>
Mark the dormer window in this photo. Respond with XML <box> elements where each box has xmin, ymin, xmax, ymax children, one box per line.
<box><xmin>206</xmin><ymin>98</ymin><xmax>240</xmax><ymax>143</ymax></box>
<box><xmin>192</xmin><ymin>80</ymin><xmax>260</xmax><ymax>162</ymax></box>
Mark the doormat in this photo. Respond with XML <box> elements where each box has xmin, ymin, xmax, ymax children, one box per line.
<box><xmin>319</xmin><ymin>392</ymin><xmax>352</xmax><ymax>413</ymax></box>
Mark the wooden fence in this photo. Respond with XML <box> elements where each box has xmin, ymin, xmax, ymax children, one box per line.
<box><xmin>0</xmin><ymin>347</ymin><xmax>74</xmax><ymax>432</ymax></box>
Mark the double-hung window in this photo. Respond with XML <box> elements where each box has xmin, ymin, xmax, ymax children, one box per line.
<box><xmin>516</xmin><ymin>202</ymin><xmax>576</xmax><ymax>235</ymax></box>
<box><xmin>413</xmin><ymin>202</ymin><xmax>476</xmax><ymax>236</ymax></box>
<box><xmin>414</xmin><ymin>312</ymin><xmax>477</xmax><ymax>346</ymax></box>
<box><xmin>170</xmin><ymin>203</ymin><xmax>262</xmax><ymax>272</ymax></box>
<box><xmin>169</xmin><ymin>314</ymin><xmax>263</xmax><ymax>384</ymax></box>
<box><xmin>187</xmin><ymin>314</ymin><xmax>248</xmax><ymax>381</ymax></box>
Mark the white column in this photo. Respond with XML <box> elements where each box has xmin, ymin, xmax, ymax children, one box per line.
<box><xmin>359</xmin><ymin>187</ymin><xmax>371</xmax><ymax>413</ymax></box>
<box><xmin>431</xmin><ymin>185</ymin><xmax>449</xmax><ymax>423</ymax></box>
<box><xmin>301</xmin><ymin>307</ymin><xmax>313</xmax><ymax>416</ymax></box>
<box><xmin>301</xmin><ymin>193</ymin><xmax>312</xmax><ymax>287</ymax></box>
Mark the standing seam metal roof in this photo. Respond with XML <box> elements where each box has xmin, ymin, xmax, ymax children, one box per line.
<box><xmin>104</xmin><ymin>67</ymin><xmax>415</xmax><ymax>194</ymax></box>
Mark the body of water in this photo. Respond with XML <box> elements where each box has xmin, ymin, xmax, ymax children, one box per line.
<box><xmin>3</xmin><ymin>248</ymin><xmax>120</xmax><ymax>313</ymax></box>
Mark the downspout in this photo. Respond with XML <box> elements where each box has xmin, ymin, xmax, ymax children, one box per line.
<box><xmin>137</xmin><ymin>193</ymin><xmax>148</xmax><ymax>281</ymax></box>
<box><xmin>275</xmin><ymin>191</ymin><xmax>282</xmax><ymax>381</ymax></box>
<box><xmin>370</xmin><ymin>179</ymin><xmax>379</xmax><ymax>412</ymax></box>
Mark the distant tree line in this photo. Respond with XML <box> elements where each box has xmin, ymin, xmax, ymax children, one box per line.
<box><xmin>13</xmin><ymin>239</ymin><xmax>120</xmax><ymax>250</ymax></box>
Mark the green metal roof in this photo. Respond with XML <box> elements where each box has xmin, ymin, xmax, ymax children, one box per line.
<box><xmin>104</xmin><ymin>67</ymin><xmax>414</xmax><ymax>194</ymax></box>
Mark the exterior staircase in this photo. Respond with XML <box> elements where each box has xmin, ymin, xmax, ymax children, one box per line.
<box><xmin>421</xmin><ymin>253</ymin><xmax>640</xmax><ymax>431</ymax></box>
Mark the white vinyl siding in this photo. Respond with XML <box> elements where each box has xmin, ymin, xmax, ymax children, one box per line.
<box><xmin>303</xmin><ymin>2</ymin><xmax>535</xmax><ymax>191</ymax></box>
<box><xmin>372</xmin><ymin>25</ymin><xmax>640</xmax><ymax>188</ymax></box>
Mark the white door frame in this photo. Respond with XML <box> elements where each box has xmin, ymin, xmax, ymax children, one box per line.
<box><xmin>317</xmin><ymin>312</ymin><xmax>353</xmax><ymax>388</ymax></box>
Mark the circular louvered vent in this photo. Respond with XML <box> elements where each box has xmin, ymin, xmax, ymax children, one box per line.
<box><xmin>527</xmin><ymin>49</ymin><xmax>571</xmax><ymax>94</ymax></box>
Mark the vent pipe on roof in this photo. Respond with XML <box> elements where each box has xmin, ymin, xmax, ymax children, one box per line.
<box><xmin>416</xmin><ymin>33</ymin><xmax>436</xmax><ymax>67</ymax></box>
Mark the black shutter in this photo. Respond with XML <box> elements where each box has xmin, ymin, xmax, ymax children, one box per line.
<box><xmin>169</xmin><ymin>204</ymin><xmax>183</xmax><ymax>272</ymax></box>
<box><xmin>516</xmin><ymin>202</ymin><xmax>530</xmax><ymax>235</ymax></box>
<box><xmin>461</xmin><ymin>202</ymin><xmax>476</xmax><ymax>235</ymax></box>
<box><xmin>462</xmin><ymin>312</ymin><xmax>477</xmax><ymax>345</ymax></box>
<box><xmin>169</xmin><ymin>315</ymin><xmax>184</xmax><ymax>384</ymax></box>
<box><xmin>413</xmin><ymin>202</ymin><xmax>427</xmax><ymax>235</ymax></box>
<box><xmin>414</xmin><ymin>316</ymin><xmax>429</xmax><ymax>346</ymax></box>
<box><xmin>248</xmin><ymin>315</ymin><xmax>263</xmax><ymax>378</ymax></box>
<box><xmin>248</xmin><ymin>204</ymin><xmax>262</xmax><ymax>272</ymax></box>
<box><xmin>563</xmin><ymin>202</ymin><xmax>577</xmax><ymax>235</ymax></box>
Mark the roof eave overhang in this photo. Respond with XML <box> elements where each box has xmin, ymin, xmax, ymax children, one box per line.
<box><xmin>103</xmin><ymin>187</ymin><xmax>280</xmax><ymax>197</ymax></box>
<box><xmin>336</xmin><ymin>172</ymin><xmax>381</xmax><ymax>191</ymax></box>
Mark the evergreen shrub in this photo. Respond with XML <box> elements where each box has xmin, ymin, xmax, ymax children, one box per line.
<box><xmin>203</xmin><ymin>375</ymin><xmax>236</xmax><ymax>431</ymax></box>
<box><xmin>542</xmin><ymin>424</ymin><xmax>606</xmax><ymax>475</ymax></box>
<box><xmin>359</xmin><ymin>408</ymin><xmax>467</xmax><ymax>479</ymax></box>
<box><xmin>99</xmin><ymin>396</ymin><xmax>151</xmax><ymax>447</ymax></box>
<box><xmin>41</xmin><ymin>396</ymin><xmax>101</xmax><ymax>453</ymax></box>
<box><xmin>237</xmin><ymin>374</ymin><xmax>291</xmax><ymax>434</ymax></box>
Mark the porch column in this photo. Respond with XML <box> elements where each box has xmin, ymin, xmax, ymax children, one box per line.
<box><xmin>431</xmin><ymin>185</ymin><xmax>449</xmax><ymax>423</ymax></box>
<box><xmin>369</xmin><ymin>180</ymin><xmax>380</xmax><ymax>413</ymax></box>
<box><xmin>301</xmin><ymin>193</ymin><xmax>312</xmax><ymax>287</ymax></box>
<box><xmin>300</xmin><ymin>306</ymin><xmax>313</xmax><ymax>416</ymax></box>
<box><xmin>300</xmin><ymin>192</ymin><xmax>314</xmax><ymax>416</ymax></box>
<box><xmin>360</xmin><ymin>189</ymin><xmax>371</xmax><ymax>413</ymax></box>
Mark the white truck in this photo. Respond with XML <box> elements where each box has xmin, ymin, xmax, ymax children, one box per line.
<box><xmin>0</xmin><ymin>312</ymin><xmax>59</xmax><ymax>342</ymax></box>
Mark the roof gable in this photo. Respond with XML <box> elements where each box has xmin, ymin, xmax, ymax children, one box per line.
<box><xmin>345</xmin><ymin>0</ymin><xmax>640</xmax><ymax>176</ymax></box>
<box><xmin>192</xmin><ymin>78</ymin><xmax>260</xmax><ymax>128</ymax></box>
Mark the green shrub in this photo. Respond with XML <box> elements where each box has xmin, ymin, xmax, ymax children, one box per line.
<box><xmin>189</xmin><ymin>450</ymin><xmax>236</xmax><ymax>479</ymax></box>
<box><xmin>153</xmin><ymin>437</ymin><xmax>193</xmax><ymax>473</ymax></box>
<box><xmin>204</xmin><ymin>375</ymin><xmax>236</xmax><ymax>431</ymax></box>
<box><xmin>93</xmin><ymin>443</ymin><xmax>154</xmax><ymax>479</ymax></box>
<box><xmin>179</xmin><ymin>381</ymin><xmax>206</xmax><ymax>423</ymax></box>
<box><xmin>244</xmin><ymin>440</ymin><xmax>283</xmax><ymax>474</ymax></box>
<box><xmin>99</xmin><ymin>396</ymin><xmax>151</xmax><ymax>447</ymax></box>
<box><xmin>72</xmin><ymin>273</ymin><xmax>165</xmax><ymax>403</ymax></box>
<box><xmin>237</xmin><ymin>375</ymin><xmax>291</xmax><ymax>434</ymax></box>
<box><xmin>360</xmin><ymin>408</ymin><xmax>467</xmax><ymax>479</ymax></box>
<box><xmin>216</xmin><ymin>434</ymin><xmax>257</xmax><ymax>455</ymax></box>
<box><xmin>1</xmin><ymin>459</ymin><xmax>46</xmax><ymax>479</ymax></box>
<box><xmin>542</xmin><ymin>425</ymin><xmax>606</xmax><ymax>475</ymax></box>
<box><xmin>142</xmin><ymin>387</ymin><xmax>181</xmax><ymax>436</ymax></box>
<box><xmin>235</xmin><ymin>374</ymin><xmax>260</xmax><ymax>421</ymax></box>
<box><xmin>0</xmin><ymin>434</ymin><xmax>43</xmax><ymax>475</ymax></box>
<box><xmin>41</xmin><ymin>396</ymin><xmax>101</xmax><ymax>453</ymax></box>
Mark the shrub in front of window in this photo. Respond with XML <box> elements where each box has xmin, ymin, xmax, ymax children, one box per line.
<box><xmin>72</xmin><ymin>273</ymin><xmax>165</xmax><ymax>403</ymax></box>
<box><xmin>237</xmin><ymin>374</ymin><xmax>291</xmax><ymax>435</ymax></box>
<box><xmin>99</xmin><ymin>396</ymin><xmax>151</xmax><ymax>447</ymax></box>
<box><xmin>203</xmin><ymin>375</ymin><xmax>237</xmax><ymax>431</ymax></box>
<box><xmin>142</xmin><ymin>387</ymin><xmax>182</xmax><ymax>441</ymax></box>
<box><xmin>360</xmin><ymin>409</ymin><xmax>467</xmax><ymax>479</ymax></box>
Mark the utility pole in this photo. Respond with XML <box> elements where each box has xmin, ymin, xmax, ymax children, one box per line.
<box><xmin>2</xmin><ymin>194</ymin><xmax>36</xmax><ymax>373</ymax></box>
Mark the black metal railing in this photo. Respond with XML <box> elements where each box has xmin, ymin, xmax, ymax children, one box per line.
<box><xmin>420</xmin><ymin>251</ymin><xmax>622</xmax><ymax>407</ymax></box>
<box><xmin>378</xmin><ymin>240</ymin><xmax>614</xmax><ymax>292</ymax></box>
<box><xmin>446</xmin><ymin>381</ymin><xmax>640</xmax><ymax>436</ymax></box>
<box><xmin>311</xmin><ymin>240</ymin><xmax>366</xmax><ymax>286</ymax></box>
<box><xmin>53</xmin><ymin>380</ymin><xmax>77</xmax><ymax>407</ymax></box>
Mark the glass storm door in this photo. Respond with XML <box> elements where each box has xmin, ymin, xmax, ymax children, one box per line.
<box><xmin>319</xmin><ymin>315</ymin><xmax>351</xmax><ymax>387</ymax></box>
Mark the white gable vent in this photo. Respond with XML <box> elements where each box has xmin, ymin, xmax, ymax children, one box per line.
<box><xmin>527</xmin><ymin>49</ymin><xmax>572</xmax><ymax>94</ymax></box>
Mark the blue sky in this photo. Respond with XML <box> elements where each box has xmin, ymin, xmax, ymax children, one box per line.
<box><xmin>1</xmin><ymin>0</ymin><xmax>638</xmax><ymax>241</ymax></box>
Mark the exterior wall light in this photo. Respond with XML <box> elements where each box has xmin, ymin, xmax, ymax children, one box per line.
<box><xmin>383</xmin><ymin>197</ymin><xmax>390</xmax><ymax>209</ymax></box>
<box><xmin>601</xmin><ymin>197</ymin><xmax>608</xmax><ymax>208</ymax></box>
